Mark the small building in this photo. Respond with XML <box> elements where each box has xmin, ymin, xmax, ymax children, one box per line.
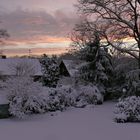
<box><xmin>0</xmin><ymin>58</ymin><xmax>43</xmax><ymax>118</ymax></box>
<box><xmin>59</xmin><ymin>60</ymin><xmax>87</xmax><ymax>77</ymax></box>
<box><xmin>58</xmin><ymin>59</ymin><xmax>87</xmax><ymax>86</ymax></box>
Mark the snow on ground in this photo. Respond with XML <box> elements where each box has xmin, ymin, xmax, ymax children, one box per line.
<box><xmin>0</xmin><ymin>102</ymin><xmax>139</xmax><ymax>140</ymax></box>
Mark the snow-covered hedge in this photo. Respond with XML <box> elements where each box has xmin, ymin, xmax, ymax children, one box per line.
<box><xmin>46</xmin><ymin>86</ymin><xmax>77</xmax><ymax>111</ymax></box>
<box><xmin>114</xmin><ymin>96</ymin><xmax>140</xmax><ymax>123</ymax></box>
<box><xmin>5</xmin><ymin>77</ymin><xmax>48</xmax><ymax>118</ymax></box>
<box><xmin>4</xmin><ymin>77</ymin><xmax>104</xmax><ymax>118</ymax></box>
<box><xmin>57</xmin><ymin>86</ymin><xmax>77</xmax><ymax>107</ymax></box>
<box><xmin>76</xmin><ymin>85</ymin><xmax>103</xmax><ymax>106</ymax></box>
<box><xmin>46</xmin><ymin>85</ymin><xmax>103</xmax><ymax>111</ymax></box>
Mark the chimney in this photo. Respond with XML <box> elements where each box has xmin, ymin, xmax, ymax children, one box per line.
<box><xmin>0</xmin><ymin>55</ymin><xmax>6</xmax><ymax>59</ymax></box>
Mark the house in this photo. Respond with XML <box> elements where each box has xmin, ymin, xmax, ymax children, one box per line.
<box><xmin>0</xmin><ymin>57</ymin><xmax>43</xmax><ymax>118</ymax></box>
<box><xmin>59</xmin><ymin>60</ymin><xmax>87</xmax><ymax>77</ymax></box>
<box><xmin>58</xmin><ymin>59</ymin><xmax>87</xmax><ymax>86</ymax></box>
<box><xmin>0</xmin><ymin>57</ymin><xmax>42</xmax><ymax>80</ymax></box>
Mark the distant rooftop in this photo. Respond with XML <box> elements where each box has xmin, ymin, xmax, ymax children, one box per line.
<box><xmin>0</xmin><ymin>58</ymin><xmax>42</xmax><ymax>76</ymax></box>
<box><xmin>61</xmin><ymin>59</ymin><xmax>87</xmax><ymax>77</ymax></box>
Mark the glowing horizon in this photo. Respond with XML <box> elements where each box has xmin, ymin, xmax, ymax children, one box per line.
<box><xmin>0</xmin><ymin>36</ymin><xmax>72</xmax><ymax>56</ymax></box>
<box><xmin>0</xmin><ymin>0</ymin><xmax>78</xmax><ymax>57</ymax></box>
<box><xmin>4</xmin><ymin>46</ymin><xmax>71</xmax><ymax>57</ymax></box>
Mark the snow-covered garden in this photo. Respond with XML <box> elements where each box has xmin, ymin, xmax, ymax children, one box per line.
<box><xmin>0</xmin><ymin>0</ymin><xmax>139</xmax><ymax>139</ymax></box>
<box><xmin>0</xmin><ymin>102</ymin><xmax>140</xmax><ymax>140</ymax></box>
<box><xmin>0</xmin><ymin>53</ymin><xmax>140</xmax><ymax>123</ymax></box>
<box><xmin>0</xmin><ymin>41</ymin><xmax>140</xmax><ymax>140</ymax></box>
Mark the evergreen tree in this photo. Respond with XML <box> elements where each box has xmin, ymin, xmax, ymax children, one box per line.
<box><xmin>40</xmin><ymin>54</ymin><xmax>60</xmax><ymax>87</ymax></box>
<box><xmin>79</xmin><ymin>39</ymin><xmax>113</xmax><ymax>94</ymax></box>
<box><xmin>71</xmin><ymin>20</ymin><xmax>113</xmax><ymax>95</ymax></box>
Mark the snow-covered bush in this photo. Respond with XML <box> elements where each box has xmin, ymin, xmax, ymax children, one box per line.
<box><xmin>46</xmin><ymin>86</ymin><xmax>77</xmax><ymax>111</ymax></box>
<box><xmin>4</xmin><ymin>77</ymin><xmax>48</xmax><ymax>118</ymax></box>
<box><xmin>46</xmin><ymin>84</ymin><xmax>103</xmax><ymax>111</ymax></box>
<box><xmin>114</xmin><ymin>96</ymin><xmax>140</xmax><ymax>123</ymax></box>
<box><xmin>57</xmin><ymin>85</ymin><xmax>77</xmax><ymax>107</ymax></box>
<box><xmin>76</xmin><ymin>85</ymin><xmax>103</xmax><ymax>106</ymax></box>
<box><xmin>125</xmin><ymin>69</ymin><xmax>140</xmax><ymax>97</ymax></box>
<box><xmin>110</xmin><ymin>57</ymin><xmax>138</xmax><ymax>99</ymax></box>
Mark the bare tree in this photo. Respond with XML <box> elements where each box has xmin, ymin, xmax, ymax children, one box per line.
<box><xmin>0</xmin><ymin>29</ymin><xmax>9</xmax><ymax>54</ymax></box>
<box><xmin>71</xmin><ymin>19</ymin><xmax>99</xmax><ymax>49</ymax></box>
<box><xmin>0</xmin><ymin>29</ymin><xmax>9</xmax><ymax>42</ymax></box>
<box><xmin>77</xmin><ymin>0</ymin><xmax>140</xmax><ymax>67</ymax></box>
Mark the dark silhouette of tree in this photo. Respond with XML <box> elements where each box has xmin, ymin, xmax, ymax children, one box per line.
<box><xmin>77</xmin><ymin>0</ymin><xmax>140</xmax><ymax>67</ymax></box>
<box><xmin>0</xmin><ymin>29</ymin><xmax>9</xmax><ymax>55</ymax></box>
<box><xmin>0</xmin><ymin>29</ymin><xmax>9</xmax><ymax>42</ymax></box>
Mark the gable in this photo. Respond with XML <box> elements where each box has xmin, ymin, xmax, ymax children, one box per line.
<box><xmin>60</xmin><ymin>60</ymin><xmax>87</xmax><ymax>77</ymax></box>
<box><xmin>59</xmin><ymin>61</ymin><xmax>70</xmax><ymax>77</ymax></box>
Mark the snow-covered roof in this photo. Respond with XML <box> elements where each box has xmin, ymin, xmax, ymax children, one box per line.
<box><xmin>0</xmin><ymin>58</ymin><xmax>42</xmax><ymax>76</ymax></box>
<box><xmin>62</xmin><ymin>60</ymin><xmax>87</xmax><ymax>77</ymax></box>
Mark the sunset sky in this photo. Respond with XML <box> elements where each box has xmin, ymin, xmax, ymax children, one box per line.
<box><xmin>0</xmin><ymin>0</ymin><xmax>78</xmax><ymax>56</ymax></box>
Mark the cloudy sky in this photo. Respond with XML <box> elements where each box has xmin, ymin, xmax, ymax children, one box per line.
<box><xmin>0</xmin><ymin>0</ymin><xmax>79</xmax><ymax>56</ymax></box>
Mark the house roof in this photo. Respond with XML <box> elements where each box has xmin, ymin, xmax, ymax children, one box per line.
<box><xmin>0</xmin><ymin>58</ymin><xmax>42</xmax><ymax>76</ymax></box>
<box><xmin>61</xmin><ymin>60</ymin><xmax>87</xmax><ymax>77</ymax></box>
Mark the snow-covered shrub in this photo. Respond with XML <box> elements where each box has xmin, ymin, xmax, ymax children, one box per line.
<box><xmin>125</xmin><ymin>69</ymin><xmax>140</xmax><ymax>97</ymax></box>
<box><xmin>110</xmin><ymin>57</ymin><xmax>138</xmax><ymax>99</ymax></box>
<box><xmin>46</xmin><ymin>85</ymin><xmax>104</xmax><ymax>111</ymax></box>
<box><xmin>76</xmin><ymin>85</ymin><xmax>103</xmax><ymax>106</ymax></box>
<box><xmin>46</xmin><ymin>88</ymin><xmax>65</xmax><ymax>112</ymax></box>
<box><xmin>4</xmin><ymin>77</ymin><xmax>48</xmax><ymax>118</ymax></box>
<box><xmin>57</xmin><ymin>85</ymin><xmax>77</xmax><ymax>107</ymax></box>
<box><xmin>46</xmin><ymin>86</ymin><xmax>77</xmax><ymax>111</ymax></box>
<box><xmin>114</xmin><ymin>96</ymin><xmax>140</xmax><ymax>123</ymax></box>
